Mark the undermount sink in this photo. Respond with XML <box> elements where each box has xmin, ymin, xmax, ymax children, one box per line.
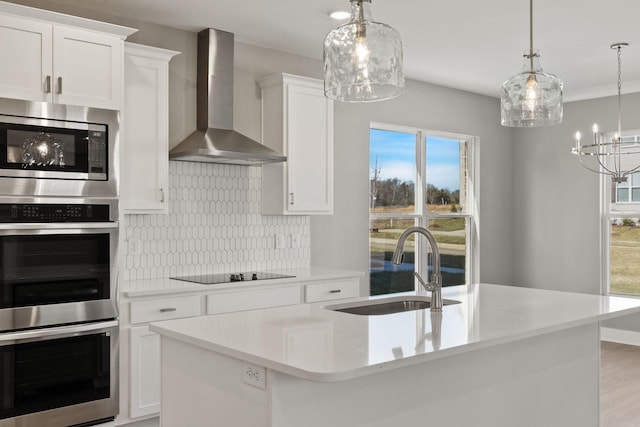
<box><xmin>326</xmin><ymin>296</ymin><xmax>461</xmax><ymax>316</ymax></box>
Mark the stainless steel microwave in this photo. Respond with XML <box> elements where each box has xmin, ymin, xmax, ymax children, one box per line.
<box><xmin>0</xmin><ymin>99</ymin><xmax>119</xmax><ymax>198</ymax></box>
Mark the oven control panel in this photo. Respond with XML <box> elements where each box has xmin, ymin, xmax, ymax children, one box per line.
<box><xmin>0</xmin><ymin>203</ymin><xmax>111</xmax><ymax>222</ymax></box>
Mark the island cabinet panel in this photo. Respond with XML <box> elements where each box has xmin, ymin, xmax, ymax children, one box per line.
<box><xmin>160</xmin><ymin>338</ymin><xmax>270</xmax><ymax>427</ymax></box>
<box><xmin>158</xmin><ymin>323</ymin><xmax>600</xmax><ymax>427</ymax></box>
<box><xmin>0</xmin><ymin>13</ymin><xmax>133</xmax><ymax>109</ymax></box>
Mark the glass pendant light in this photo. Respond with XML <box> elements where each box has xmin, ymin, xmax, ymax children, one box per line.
<box><xmin>500</xmin><ymin>0</ymin><xmax>563</xmax><ymax>127</ymax></box>
<box><xmin>323</xmin><ymin>0</ymin><xmax>404</xmax><ymax>102</ymax></box>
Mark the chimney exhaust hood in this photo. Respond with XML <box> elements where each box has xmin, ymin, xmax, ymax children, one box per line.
<box><xmin>169</xmin><ymin>29</ymin><xmax>286</xmax><ymax>165</ymax></box>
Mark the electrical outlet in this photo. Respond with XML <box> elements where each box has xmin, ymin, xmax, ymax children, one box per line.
<box><xmin>128</xmin><ymin>238</ymin><xmax>142</xmax><ymax>256</ymax></box>
<box><xmin>242</xmin><ymin>362</ymin><xmax>266</xmax><ymax>389</ymax></box>
<box><xmin>274</xmin><ymin>234</ymin><xmax>286</xmax><ymax>249</ymax></box>
<box><xmin>291</xmin><ymin>234</ymin><xmax>300</xmax><ymax>248</ymax></box>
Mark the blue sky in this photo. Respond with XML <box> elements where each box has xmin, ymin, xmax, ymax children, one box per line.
<box><xmin>370</xmin><ymin>129</ymin><xmax>461</xmax><ymax>191</ymax></box>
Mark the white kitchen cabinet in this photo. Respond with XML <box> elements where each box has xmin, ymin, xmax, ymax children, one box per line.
<box><xmin>121</xmin><ymin>43</ymin><xmax>179</xmax><ymax>213</ymax></box>
<box><xmin>206</xmin><ymin>284</ymin><xmax>301</xmax><ymax>315</ymax></box>
<box><xmin>128</xmin><ymin>295</ymin><xmax>201</xmax><ymax>418</ymax></box>
<box><xmin>129</xmin><ymin>326</ymin><xmax>161</xmax><ymax>418</ymax></box>
<box><xmin>52</xmin><ymin>26</ymin><xmax>124</xmax><ymax>109</ymax></box>
<box><xmin>0</xmin><ymin>15</ymin><xmax>51</xmax><ymax>102</ymax></box>
<box><xmin>0</xmin><ymin>6</ymin><xmax>135</xmax><ymax>109</ymax></box>
<box><xmin>304</xmin><ymin>278</ymin><xmax>359</xmax><ymax>303</ymax></box>
<box><xmin>259</xmin><ymin>73</ymin><xmax>334</xmax><ymax>215</ymax></box>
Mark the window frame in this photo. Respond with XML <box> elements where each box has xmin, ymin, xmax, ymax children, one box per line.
<box><xmin>601</xmin><ymin>129</ymin><xmax>640</xmax><ymax>296</ymax></box>
<box><xmin>369</xmin><ymin>122</ymin><xmax>479</xmax><ymax>294</ymax></box>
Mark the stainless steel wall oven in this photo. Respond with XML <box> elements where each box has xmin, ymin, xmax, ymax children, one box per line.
<box><xmin>0</xmin><ymin>98</ymin><xmax>120</xmax><ymax>427</ymax></box>
<box><xmin>0</xmin><ymin>197</ymin><xmax>119</xmax><ymax>427</ymax></box>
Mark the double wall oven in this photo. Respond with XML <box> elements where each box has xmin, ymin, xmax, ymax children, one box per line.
<box><xmin>0</xmin><ymin>99</ymin><xmax>120</xmax><ymax>427</ymax></box>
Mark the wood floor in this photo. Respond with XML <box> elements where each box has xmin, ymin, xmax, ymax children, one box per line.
<box><xmin>601</xmin><ymin>341</ymin><xmax>640</xmax><ymax>427</ymax></box>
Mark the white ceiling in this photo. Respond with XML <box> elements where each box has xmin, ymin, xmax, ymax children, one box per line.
<box><xmin>44</xmin><ymin>0</ymin><xmax>640</xmax><ymax>101</ymax></box>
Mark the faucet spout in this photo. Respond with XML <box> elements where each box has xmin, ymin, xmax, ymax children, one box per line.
<box><xmin>392</xmin><ymin>226</ymin><xmax>443</xmax><ymax>312</ymax></box>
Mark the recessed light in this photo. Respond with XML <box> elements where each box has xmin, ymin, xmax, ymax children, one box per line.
<box><xmin>328</xmin><ymin>10</ymin><xmax>350</xmax><ymax>20</ymax></box>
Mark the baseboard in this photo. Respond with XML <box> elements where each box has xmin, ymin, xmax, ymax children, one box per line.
<box><xmin>601</xmin><ymin>327</ymin><xmax>640</xmax><ymax>346</ymax></box>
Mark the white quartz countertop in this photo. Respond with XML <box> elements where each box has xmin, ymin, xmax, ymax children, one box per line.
<box><xmin>149</xmin><ymin>283</ymin><xmax>640</xmax><ymax>382</ymax></box>
<box><xmin>121</xmin><ymin>267</ymin><xmax>363</xmax><ymax>298</ymax></box>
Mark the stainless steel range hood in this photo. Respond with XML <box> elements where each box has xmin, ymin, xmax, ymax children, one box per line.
<box><xmin>169</xmin><ymin>29</ymin><xmax>286</xmax><ymax>165</ymax></box>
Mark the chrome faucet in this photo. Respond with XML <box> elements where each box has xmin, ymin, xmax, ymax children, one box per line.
<box><xmin>392</xmin><ymin>226</ymin><xmax>443</xmax><ymax>312</ymax></box>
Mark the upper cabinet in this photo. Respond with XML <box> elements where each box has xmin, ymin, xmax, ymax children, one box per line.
<box><xmin>0</xmin><ymin>3</ymin><xmax>136</xmax><ymax>109</ymax></box>
<box><xmin>121</xmin><ymin>43</ymin><xmax>179</xmax><ymax>214</ymax></box>
<box><xmin>259</xmin><ymin>74</ymin><xmax>334</xmax><ymax>215</ymax></box>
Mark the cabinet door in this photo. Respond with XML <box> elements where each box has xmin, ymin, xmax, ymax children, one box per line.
<box><xmin>122</xmin><ymin>50</ymin><xmax>168</xmax><ymax>212</ymax></box>
<box><xmin>121</xmin><ymin>44</ymin><xmax>177</xmax><ymax>213</ymax></box>
<box><xmin>286</xmin><ymin>82</ymin><xmax>334</xmax><ymax>214</ymax></box>
<box><xmin>129</xmin><ymin>325</ymin><xmax>160</xmax><ymax>418</ymax></box>
<box><xmin>52</xmin><ymin>26</ymin><xmax>122</xmax><ymax>109</ymax></box>
<box><xmin>0</xmin><ymin>15</ymin><xmax>52</xmax><ymax>102</ymax></box>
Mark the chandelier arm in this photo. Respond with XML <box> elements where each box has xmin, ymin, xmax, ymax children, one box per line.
<box><xmin>592</xmin><ymin>146</ymin><xmax>620</xmax><ymax>176</ymax></box>
<box><xmin>576</xmin><ymin>149</ymin><xmax>617</xmax><ymax>176</ymax></box>
<box><xmin>594</xmin><ymin>135</ymin><xmax>613</xmax><ymax>172</ymax></box>
<box><xmin>622</xmin><ymin>163</ymin><xmax>640</xmax><ymax>176</ymax></box>
<box><xmin>577</xmin><ymin>156</ymin><xmax>615</xmax><ymax>177</ymax></box>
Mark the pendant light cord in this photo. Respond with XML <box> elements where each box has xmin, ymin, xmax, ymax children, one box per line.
<box><xmin>617</xmin><ymin>45</ymin><xmax>623</xmax><ymax>138</ymax></box>
<box><xmin>616</xmin><ymin>44</ymin><xmax>623</xmax><ymax>177</ymax></box>
<box><xmin>529</xmin><ymin>0</ymin><xmax>534</xmax><ymax>71</ymax></box>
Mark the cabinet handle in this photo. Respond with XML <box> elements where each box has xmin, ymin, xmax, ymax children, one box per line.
<box><xmin>289</xmin><ymin>192</ymin><xmax>294</xmax><ymax>205</ymax></box>
<box><xmin>56</xmin><ymin>77</ymin><xmax>62</xmax><ymax>95</ymax></box>
<box><xmin>159</xmin><ymin>188</ymin><xmax>165</xmax><ymax>203</ymax></box>
<box><xmin>329</xmin><ymin>289</ymin><xmax>342</xmax><ymax>294</ymax></box>
<box><xmin>159</xmin><ymin>307</ymin><xmax>177</xmax><ymax>313</ymax></box>
<box><xmin>44</xmin><ymin>75</ymin><xmax>51</xmax><ymax>94</ymax></box>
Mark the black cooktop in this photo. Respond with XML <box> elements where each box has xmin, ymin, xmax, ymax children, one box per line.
<box><xmin>171</xmin><ymin>272</ymin><xmax>295</xmax><ymax>285</ymax></box>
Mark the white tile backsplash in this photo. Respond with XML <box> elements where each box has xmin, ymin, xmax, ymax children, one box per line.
<box><xmin>122</xmin><ymin>161</ymin><xmax>310</xmax><ymax>280</ymax></box>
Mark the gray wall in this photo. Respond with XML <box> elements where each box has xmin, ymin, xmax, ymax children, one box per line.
<box><xmin>512</xmin><ymin>94</ymin><xmax>640</xmax><ymax>330</ymax></box>
<box><xmin>311</xmin><ymin>81</ymin><xmax>514</xmax><ymax>293</ymax></box>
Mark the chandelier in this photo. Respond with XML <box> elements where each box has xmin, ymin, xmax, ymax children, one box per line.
<box><xmin>572</xmin><ymin>43</ymin><xmax>640</xmax><ymax>183</ymax></box>
<box><xmin>500</xmin><ymin>0</ymin><xmax>563</xmax><ymax>127</ymax></box>
<box><xmin>323</xmin><ymin>0</ymin><xmax>404</xmax><ymax>102</ymax></box>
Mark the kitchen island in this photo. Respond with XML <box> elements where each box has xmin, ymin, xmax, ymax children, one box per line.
<box><xmin>150</xmin><ymin>284</ymin><xmax>640</xmax><ymax>427</ymax></box>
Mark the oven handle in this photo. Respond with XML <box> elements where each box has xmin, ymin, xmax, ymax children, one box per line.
<box><xmin>0</xmin><ymin>320</ymin><xmax>117</xmax><ymax>342</ymax></box>
<box><xmin>0</xmin><ymin>222</ymin><xmax>118</xmax><ymax>231</ymax></box>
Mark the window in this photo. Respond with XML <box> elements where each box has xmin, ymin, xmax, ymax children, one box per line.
<box><xmin>615</xmin><ymin>173</ymin><xmax>640</xmax><ymax>203</ymax></box>
<box><xmin>603</xmin><ymin>131</ymin><xmax>640</xmax><ymax>296</ymax></box>
<box><xmin>369</xmin><ymin>123</ymin><xmax>478</xmax><ymax>296</ymax></box>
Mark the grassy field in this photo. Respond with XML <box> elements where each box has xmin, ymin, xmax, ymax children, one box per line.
<box><xmin>369</xmin><ymin>207</ymin><xmax>467</xmax><ymax>295</ymax></box>
<box><xmin>611</xmin><ymin>225</ymin><xmax>640</xmax><ymax>295</ymax></box>
<box><xmin>370</xmin><ymin>207</ymin><xmax>640</xmax><ymax>296</ymax></box>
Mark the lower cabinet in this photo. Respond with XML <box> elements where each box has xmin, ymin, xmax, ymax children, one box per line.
<box><xmin>127</xmin><ymin>295</ymin><xmax>201</xmax><ymax>419</ymax></box>
<box><xmin>125</xmin><ymin>276</ymin><xmax>360</xmax><ymax>421</ymax></box>
<box><xmin>206</xmin><ymin>285</ymin><xmax>301</xmax><ymax>315</ymax></box>
<box><xmin>129</xmin><ymin>326</ymin><xmax>161</xmax><ymax>418</ymax></box>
